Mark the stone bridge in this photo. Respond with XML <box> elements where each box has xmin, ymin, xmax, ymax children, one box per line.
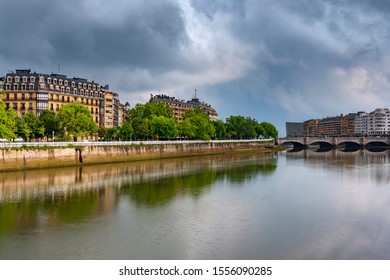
<box><xmin>278</xmin><ymin>137</ymin><xmax>390</xmax><ymax>149</ymax></box>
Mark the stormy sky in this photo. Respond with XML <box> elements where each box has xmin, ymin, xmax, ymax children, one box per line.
<box><xmin>1</xmin><ymin>0</ymin><xmax>390</xmax><ymax>136</ymax></box>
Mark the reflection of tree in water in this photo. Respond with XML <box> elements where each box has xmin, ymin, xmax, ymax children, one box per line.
<box><xmin>122</xmin><ymin>156</ymin><xmax>277</xmax><ymax>207</ymax></box>
<box><xmin>220</xmin><ymin>157</ymin><xmax>277</xmax><ymax>184</ymax></box>
<box><xmin>0</xmin><ymin>153</ymin><xmax>278</xmax><ymax>236</ymax></box>
<box><xmin>0</xmin><ymin>189</ymin><xmax>116</xmax><ymax>239</ymax></box>
<box><xmin>120</xmin><ymin>168</ymin><xmax>218</xmax><ymax>207</ymax></box>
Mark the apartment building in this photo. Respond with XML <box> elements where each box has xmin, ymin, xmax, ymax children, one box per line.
<box><xmin>149</xmin><ymin>94</ymin><xmax>218</xmax><ymax>122</ymax></box>
<box><xmin>355</xmin><ymin>108</ymin><xmax>390</xmax><ymax>136</ymax></box>
<box><xmin>303</xmin><ymin>114</ymin><xmax>356</xmax><ymax>137</ymax></box>
<box><xmin>2</xmin><ymin>69</ymin><xmax>125</xmax><ymax>128</ymax></box>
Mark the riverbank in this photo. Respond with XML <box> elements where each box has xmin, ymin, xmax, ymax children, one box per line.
<box><xmin>0</xmin><ymin>141</ymin><xmax>282</xmax><ymax>171</ymax></box>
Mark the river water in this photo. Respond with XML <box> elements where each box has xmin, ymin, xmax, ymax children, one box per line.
<box><xmin>1</xmin><ymin>149</ymin><xmax>390</xmax><ymax>260</ymax></box>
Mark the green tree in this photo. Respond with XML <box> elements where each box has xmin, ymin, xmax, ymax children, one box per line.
<box><xmin>226</xmin><ymin>115</ymin><xmax>266</xmax><ymax>139</ymax></box>
<box><xmin>58</xmin><ymin>104</ymin><xmax>98</xmax><ymax>141</ymax></box>
<box><xmin>260</xmin><ymin>122</ymin><xmax>278</xmax><ymax>138</ymax></box>
<box><xmin>183</xmin><ymin>109</ymin><xmax>215</xmax><ymax>140</ymax></box>
<box><xmin>178</xmin><ymin>118</ymin><xmax>196</xmax><ymax>139</ymax></box>
<box><xmin>118</xmin><ymin>122</ymin><xmax>134</xmax><ymax>141</ymax></box>
<box><xmin>39</xmin><ymin>110</ymin><xmax>60</xmax><ymax>140</ymax></box>
<box><xmin>213</xmin><ymin>119</ymin><xmax>227</xmax><ymax>139</ymax></box>
<box><xmin>106</xmin><ymin>127</ymin><xmax>119</xmax><ymax>140</ymax></box>
<box><xmin>23</xmin><ymin>111</ymin><xmax>45</xmax><ymax>140</ymax></box>
<box><xmin>98</xmin><ymin>127</ymin><xmax>108</xmax><ymax>140</ymax></box>
<box><xmin>0</xmin><ymin>91</ymin><xmax>17</xmax><ymax>140</ymax></box>
<box><xmin>128</xmin><ymin>102</ymin><xmax>175</xmax><ymax>140</ymax></box>
<box><xmin>150</xmin><ymin>115</ymin><xmax>177</xmax><ymax>139</ymax></box>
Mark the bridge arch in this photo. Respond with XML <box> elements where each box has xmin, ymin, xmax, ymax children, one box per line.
<box><xmin>309</xmin><ymin>141</ymin><xmax>334</xmax><ymax>151</ymax></box>
<box><xmin>280</xmin><ymin>141</ymin><xmax>305</xmax><ymax>150</ymax></box>
<box><xmin>337</xmin><ymin>141</ymin><xmax>362</xmax><ymax>151</ymax></box>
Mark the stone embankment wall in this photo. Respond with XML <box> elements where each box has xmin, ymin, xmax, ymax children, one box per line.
<box><xmin>0</xmin><ymin>142</ymin><xmax>277</xmax><ymax>171</ymax></box>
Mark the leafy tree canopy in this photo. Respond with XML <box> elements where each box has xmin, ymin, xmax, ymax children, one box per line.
<box><xmin>58</xmin><ymin>104</ymin><xmax>98</xmax><ymax>139</ymax></box>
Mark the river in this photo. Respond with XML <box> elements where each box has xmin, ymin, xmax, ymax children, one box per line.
<box><xmin>1</xmin><ymin>149</ymin><xmax>390</xmax><ymax>260</ymax></box>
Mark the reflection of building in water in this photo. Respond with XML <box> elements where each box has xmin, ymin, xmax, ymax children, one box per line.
<box><xmin>284</xmin><ymin>149</ymin><xmax>390</xmax><ymax>184</ymax></box>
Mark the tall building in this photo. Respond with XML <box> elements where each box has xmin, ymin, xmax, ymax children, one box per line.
<box><xmin>285</xmin><ymin>122</ymin><xmax>303</xmax><ymax>137</ymax></box>
<box><xmin>149</xmin><ymin>94</ymin><xmax>218</xmax><ymax>122</ymax></box>
<box><xmin>356</xmin><ymin>108</ymin><xmax>390</xmax><ymax>136</ymax></box>
<box><xmin>2</xmin><ymin>69</ymin><xmax>125</xmax><ymax>128</ymax></box>
<box><xmin>101</xmin><ymin>85</ymin><xmax>124</xmax><ymax>128</ymax></box>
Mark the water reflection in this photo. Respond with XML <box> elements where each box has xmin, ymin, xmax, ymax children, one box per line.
<box><xmin>0</xmin><ymin>153</ymin><xmax>277</xmax><ymax>240</ymax></box>
<box><xmin>3</xmin><ymin>149</ymin><xmax>390</xmax><ymax>260</ymax></box>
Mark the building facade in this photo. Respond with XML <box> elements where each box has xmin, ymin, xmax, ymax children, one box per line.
<box><xmin>355</xmin><ymin>108</ymin><xmax>390</xmax><ymax>136</ymax></box>
<box><xmin>2</xmin><ymin>69</ymin><xmax>125</xmax><ymax>128</ymax></box>
<box><xmin>149</xmin><ymin>94</ymin><xmax>218</xmax><ymax>122</ymax></box>
<box><xmin>285</xmin><ymin>122</ymin><xmax>303</xmax><ymax>137</ymax></box>
<box><xmin>303</xmin><ymin>114</ymin><xmax>356</xmax><ymax>137</ymax></box>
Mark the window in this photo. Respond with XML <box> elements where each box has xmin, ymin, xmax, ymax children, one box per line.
<box><xmin>39</xmin><ymin>76</ymin><xmax>44</xmax><ymax>83</ymax></box>
<box><xmin>29</xmin><ymin>103</ymin><xmax>33</xmax><ymax>109</ymax></box>
<box><xmin>47</xmin><ymin>77</ymin><xmax>51</xmax><ymax>83</ymax></box>
<box><xmin>53</xmin><ymin>78</ymin><xmax>57</xmax><ymax>84</ymax></box>
<box><xmin>30</xmin><ymin>76</ymin><xmax>35</xmax><ymax>83</ymax></box>
<box><xmin>7</xmin><ymin>76</ymin><xmax>12</xmax><ymax>82</ymax></box>
<box><xmin>66</xmin><ymin>87</ymin><xmax>70</xmax><ymax>94</ymax></box>
<box><xmin>71</xmin><ymin>81</ymin><xmax>75</xmax><ymax>87</ymax></box>
<box><xmin>22</xmin><ymin>76</ymin><xmax>28</xmax><ymax>83</ymax></box>
<box><xmin>37</xmin><ymin>93</ymin><xmax>48</xmax><ymax>100</ymax></box>
<box><xmin>13</xmin><ymin>84</ymin><xmax>19</xmax><ymax>90</ymax></box>
<box><xmin>59</xmin><ymin>80</ymin><xmax>63</xmax><ymax>85</ymax></box>
<box><xmin>73</xmin><ymin>88</ymin><xmax>78</xmax><ymax>95</ymax></box>
<box><xmin>37</xmin><ymin>102</ymin><xmax>48</xmax><ymax>110</ymax></box>
<box><xmin>15</xmin><ymin>76</ymin><xmax>20</xmax><ymax>82</ymax></box>
<box><xmin>21</xmin><ymin>84</ymin><xmax>26</xmax><ymax>90</ymax></box>
<box><xmin>64</xmin><ymin>80</ymin><xmax>68</xmax><ymax>86</ymax></box>
<box><xmin>29</xmin><ymin>84</ymin><xmax>34</xmax><ymax>90</ymax></box>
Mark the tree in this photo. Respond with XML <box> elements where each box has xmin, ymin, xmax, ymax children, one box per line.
<box><xmin>260</xmin><ymin>122</ymin><xmax>278</xmax><ymax>139</ymax></box>
<box><xmin>128</xmin><ymin>102</ymin><xmax>175</xmax><ymax>140</ymax></box>
<box><xmin>39</xmin><ymin>110</ymin><xmax>60</xmax><ymax>140</ymax></box>
<box><xmin>183</xmin><ymin>109</ymin><xmax>215</xmax><ymax>140</ymax></box>
<box><xmin>118</xmin><ymin>122</ymin><xmax>134</xmax><ymax>141</ymax></box>
<box><xmin>106</xmin><ymin>127</ymin><xmax>119</xmax><ymax>140</ymax></box>
<box><xmin>23</xmin><ymin>111</ymin><xmax>44</xmax><ymax>140</ymax></box>
<box><xmin>178</xmin><ymin>118</ymin><xmax>196</xmax><ymax>139</ymax></box>
<box><xmin>149</xmin><ymin>115</ymin><xmax>177</xmax><ymax>139</ymax></box>
<box><xmin>58</xmin><ymin>104</ymin><xmax>98</xmax><ymax>140</ymax></box>
<box><xmin>0</xmin><ymin>90</ymin><xmax>17</xmax><ymax>140</ymax></box>
<box><xmin>213</xmin><ymin>120</ymin><xmax>227</xmax><ymax>140</ymax></box>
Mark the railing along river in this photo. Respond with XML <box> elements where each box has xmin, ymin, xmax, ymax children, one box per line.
<box><xmin>0</xmin><ymin>139</ymin><xmax>273</xmax><ymax>148</ymax></box>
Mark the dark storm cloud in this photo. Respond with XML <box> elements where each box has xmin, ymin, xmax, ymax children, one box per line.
<box><xmin>0</xmin><ymin>0</ymin><xmax>188</xmax><ymax>72</ymax></box>
<box><xmin>2</xmin><ymin>0</ymin><xmax>390</xmax><ymax>135</ymax></box>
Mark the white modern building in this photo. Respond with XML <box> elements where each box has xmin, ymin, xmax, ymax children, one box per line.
<box><xmin>355</xmin><ymin>108</ymin><xmax>390</xmax><ymax>136</ymax></box>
